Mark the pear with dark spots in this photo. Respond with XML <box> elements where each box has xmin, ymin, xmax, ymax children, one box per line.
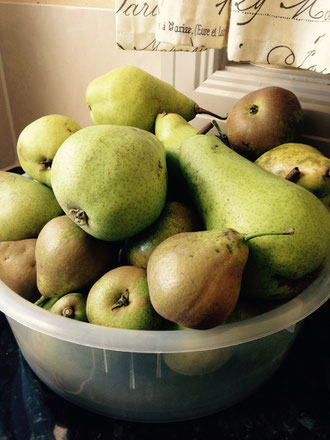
<box><xmin>147</xmin><ymin>229</ymin><xmax>250</xmax><ymax>330</ymax></box>
<box><xmin>124</xmin><ymin>201</ymin><xmax>203</xmax><ymax>269</ymax></box>
<box><xmin>36</xmin><ymin>215</ymin><xmax>120</xmax><ymax>298</ymax></box>
<box><xmin>255</xmin><ymin>142</ymin><xmax>330</xmax><ymax>199</ymax></box>
<box><xmin>49</xmin><ymin>292</ymin><xmax>88</xmax><ymax>322</ymax></box>
<box><xmin>226</xmin><ymin>87</ymin><xmax>303</xmax><ymax>159</ymax></box>
<box><xmin>0</xmin><ymin>238</ymin><xmax>40</xmax><ymax>302</ymax></box>
<box><xmin>0</xmin><ymin>171</ymin><xmax>63</xmax><ymax>241</ymax></box>
<box><xmin>86</xmin><ymin>266</ymin><xmax>163</xmax><ymax>330</ymax></box>
<box><xmin>179</xmin><ymin>134</ymin><xmax>330</xmax><ymax>300</ymax></box>
<box><xmin>51</xmin><ymin>125</ymin><xmax>167</xmax><ymax>242</ymax></box>
<box><xmin>17</xmin><ymin>114</ymin><xmax>81</xmax><ymax>187</ymax></box>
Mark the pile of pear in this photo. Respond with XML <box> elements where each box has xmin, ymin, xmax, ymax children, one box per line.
<box><xmin>0</xmin><ymin>65</ymin><xmax>329</xmax><ymax>332</ymax></box>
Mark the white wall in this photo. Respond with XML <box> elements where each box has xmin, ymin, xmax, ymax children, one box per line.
<box><xmin>0</xmin><ymin>2</ymin><xmax>164</xmax><ymax>169</ymax></box>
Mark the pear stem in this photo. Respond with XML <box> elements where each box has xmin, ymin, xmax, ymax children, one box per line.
<box><xmin>34</xmin><ymin>295</ymin><xmax>50</xmax><ymax>308</ymax></box>
<box><xmin>212</xmin><ymin>119</ymin><xmax>223</xmax><ymax>136</ymax></box>
<box><xmin>111</xmin><ymin>289</ymin><xmax>130</xmax><ymax>311</ymax></box>
<box><xmin>243</xmin><ymin>228</ymin><xmax>295</xmax><ymax>242</ymax></box>
<box><xmin>195</xmin><ymin>104</ymin><xmax>227</xmax><ymax>120</ymax></box>
<box><xmin>197</xmin><ymin>121</ymin><xmax>213</xmax><ymax>135</ymax></box>
<box><xmin>285</xmin><ymin>167</ymin><xmax>300</xmax><ymax>182</ymax></box>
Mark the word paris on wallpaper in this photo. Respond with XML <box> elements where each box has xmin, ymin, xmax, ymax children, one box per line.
<box><xmin>115</xmin><ymin>0</ymin><xmax>330</xmax><ymax>74</ymax></box>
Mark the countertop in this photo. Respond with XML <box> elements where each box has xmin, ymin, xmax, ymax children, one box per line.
<box><xmin>0</xmin><ymin>299</ymin><xmax>329</xmax><ymax>440</ymax></box>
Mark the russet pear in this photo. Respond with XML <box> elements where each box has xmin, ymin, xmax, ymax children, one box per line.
<box><xmin>147</xmin><ymin>229</ymin><xmax>250</xmax><ymax>329</ymax></box>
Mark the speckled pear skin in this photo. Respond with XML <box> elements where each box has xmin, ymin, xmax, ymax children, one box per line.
<box><xmin>51</xmin><ymin>125</ymin><xmax>167</xmax><ymax>242</ymax></box>
<box><xmin>179</xmin><ymin>135</ymin><xmax>330</xmax><ymax>300</ymax></box>
<box><xmin>226</xmin><ymin>87</ymin><xmax>303</xmax><ymax>159</ymax></box>
<box><xmin>124</xmin><ymin>200</ymin><xmax>203</xmax><ymax>269</ymax></box>
<box><xmin>0</xmin><ymin>171</ymin><xmax>63</xmax><ymax>241</ymax></box>
<box><xmin>17</xmin><ymin>114</ymin><xmax>81</xmax><ymax>187</ymax></box>
<box><xmin>86</xmin><ymin>266</ymin><xmax>164</xmax><ymax>330</ymax></box>
<box><xmin>0</xmin><ymin>238</ymin><xmax>40</xmax><ymax>302</ymax></box>
<box><xmin>86</xmin><ymin>66</ymin><xmax>196</xmax><ymax>132</ymax></box>
<box><xmin>147</xmin><ymin>229</ymin><xmax>249</xmax><ymax>329</ymax></box>
<box><xmin>36</xmin><ymin>215</ymin><xmax>120</xmax><ymax>298</ymax></box>
<box><xmin>155</xmin><ymin>113</ymin><xmax>202</xmax><ymax>202</ymax></box>
<box><xmin>255</xmin><ymin>143</ymin><xmax>330</xmax><ymax>198</ymax></box>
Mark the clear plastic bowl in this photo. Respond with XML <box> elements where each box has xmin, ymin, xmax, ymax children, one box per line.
<box><xmin>0</xmin><ymin>261</ymin><xmax>329</xmax><ymax>423</ymax></box>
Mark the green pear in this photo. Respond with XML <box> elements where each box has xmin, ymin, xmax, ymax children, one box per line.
<box><xmin>51</xmin><ymin>125</ymin><xmax>167</xmax><ymax>242</ymax></box>
<box><xmin>17</xmin><ymin>114</ymin><xmax>81</xmax><ymax>187</ymax></box>
<box><xmin>226</xmin><ymin>87</ymin><xmax>303</xmax><ymax>159</ymax></box>
<box><xmin>49</xmin><ymin>292</ymin><xmax>88</xmax><ymax>321</ymax></box>
<box><xmin>255</xmin><ymin>143</ymin><xmax>330</xmax><ymax>198</ymax></box>
<box><xmin>86</xmin><ymin>65</ymin><xmax>224</xmax><ymax>132</ymax></box>
<box><xmin>36</xmin><ymin>215</ymin><xmax>119</xmax><ymax>298</ymax></box>
<box><xmin>0</xmin><ymin>171</ymin><xmax>63</xmax><ymax>241</ymax></box>
<box><xmin>179</xmin><ymin>134</ymin><xmax>330</xmax><ymax>300</ymax></box>
<box><xmin>124</xmin><ymin>201</ymin><xmax>203</xmax><ymax>269</ymax></box>
<box><xmin>0</xmin><ymin>238</ymin><xmax>40</xmax><ymax>302</ymax></box>
<box><xmin>147</xmin><ymin>228</ymin><xmax>251</xmax><ymax>329</ymax></box>
<box><xmin>86</xmin><ymin>266</ymin><xmax>163</xmax><ymax>330</ymax></box>
<box><xmin>163</xmin><ymin>346</ymin><xmax>232</xmax><ymax>377</ymax></box>
<box><xmin>154</xmin><ymin>113</ymin><xmax>213</xmax><ymax>201</ymax></box>
<box><xmin>35</xmin><ymin>295</ymin><xmax>60</xmax><ymax>310</ymax></box>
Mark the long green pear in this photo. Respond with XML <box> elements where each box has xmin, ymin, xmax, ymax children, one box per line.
<box><xmin>86</xmin><ymin>66</ymin><xmax>224</xmax><ymax>132</ymax></box>
<box><xmin>179</xmin><ymin>135</ymin><xmax>330</xmax><ymax>300</ymax></box>
<box><xmin>0</xmin><ymin>171</ymin><xmax>63</xmax><ymax>241</ymax></box>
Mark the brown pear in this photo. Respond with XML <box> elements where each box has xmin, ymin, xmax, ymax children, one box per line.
<box><xmin>36</xmin><ymin>215</ymin><xmax>120</xmax><ymax>298</ymax></box>
<box><xmin>124</xmin><ymin>201</ymin><xmax>203</xmax><ymax>269</ymax></box>
<box><xmin>147</xmin><ymin>228</ymin><xmax>250</xmax><ymax>329</ymax></box>
<box><xmin>0</xmin><ymin>238</ymin><xmax>40</xmax><ymax>302</ymax></box>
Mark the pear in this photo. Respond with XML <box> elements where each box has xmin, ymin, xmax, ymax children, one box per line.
<box><xmin>124</xmin><ymin>201</ymin><xmax>203</xmax><ymax>269</ymax></box>
<box><xmin>86</xmin><ymin>266</ymin><xmax>164</xmax><ymax>330</ymax></box>
<box><xmin>51</xmin><ymin>125</ymin><xmax>167</xmax><ymax>242</ymax></box>
<box><xmin>155</xmin><ymin>113</ymin><xmax>213</xmax><ymax>201</ymax></box>
<box><xmin>147</xmin><ymin>228</ymin><xmax>250</xmax><ymax>329</ymax></box>
<box><xmin>86</xmin><ymin>65</ymin><xmax>225</xmax><ymax>132</ymax></box>
<box><xmin>163</xmin><ymin>347</ymin><xmax>232</xmax><ymax>376</ymax></box>
<box><xmin>179</xmin><ymin>134</ymin><xmax>330</xmax><ymax>300</ymax></box>
<box><xmin>0</xmin><ymin>239</ymin><xmax>39</xmax><ymax>302</ymax></box>
<box><xmin>49</xmin><ymin>292</ymin><xmax>88</xmax><ymax>321</ymax></box>
<box><xmin>0</xmin><ymin>171</ymin><xmax>63</xmax><ymax>241</ymax></box>
<box><xmin>226</xmin><ymin>87</ymin><xmax>303</xmax><ymax>159</ymax></box>
<box><xmin>36</xmin><ymin>215</ymin><xmax>119</xmax><ymax>298</ymax></box>
<box><xmin>17</xmin><ymin>114</ymin><xmax>81</xmax><ymax>187</ymax></box>
<box><xmin>255</xmin><ymin>143</ymin><xmax>330</xmax><ymax>199</ymax></box>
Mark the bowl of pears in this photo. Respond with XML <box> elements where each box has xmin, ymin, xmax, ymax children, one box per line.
<box><xmin>0</xmin><ymin>66</ymin><xmax>329</xmax><ymax>422</ymax></box>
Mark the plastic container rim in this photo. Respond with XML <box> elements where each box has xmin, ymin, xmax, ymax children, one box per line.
<box><xmin>0</xmin><ymin>261</ymin><xmax>329</xmax><ymax>353</ymax></box>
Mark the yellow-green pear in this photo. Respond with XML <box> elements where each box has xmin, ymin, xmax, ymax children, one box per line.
<box><xmin>0</xmin><ymin>239</ymin><xmax>39</xmax><ymax>302</ymax></box>
<box><xmin>36</xmin><ymin>215</ymin><xmax>120</xmax><ymax>298</ymax></box>
<box><xmin>255</xmin><ymin>143</ymin><xmax>330</xmax><ymax>198</ymax></box>
<box><xmin>179</xmin><ymin>134</ymin><xmax>330</xmax><ymax>300</ymax></box>
<box><xmin>86</xmin><ymin>266</ymin><xmax>164</xmax><ymax>330</ymax></box>
<box><xmin>51</xmin><ymin>125</ymin><xmax>167</xmax><ymax>242</ymax></box>
<box><xmin>86</xmin><ymin>66</ymin><xmax>224</xmax><ymax>132</ymax></box>
<box><xmin>0</xmin><ymin>171</ymin><xmax>63</xmax><ymax>241</ymax></box>
<box><xmin>17</xmin><ymin>114</ymin><xmax>81</xmax><ymax>187</ymax></box>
